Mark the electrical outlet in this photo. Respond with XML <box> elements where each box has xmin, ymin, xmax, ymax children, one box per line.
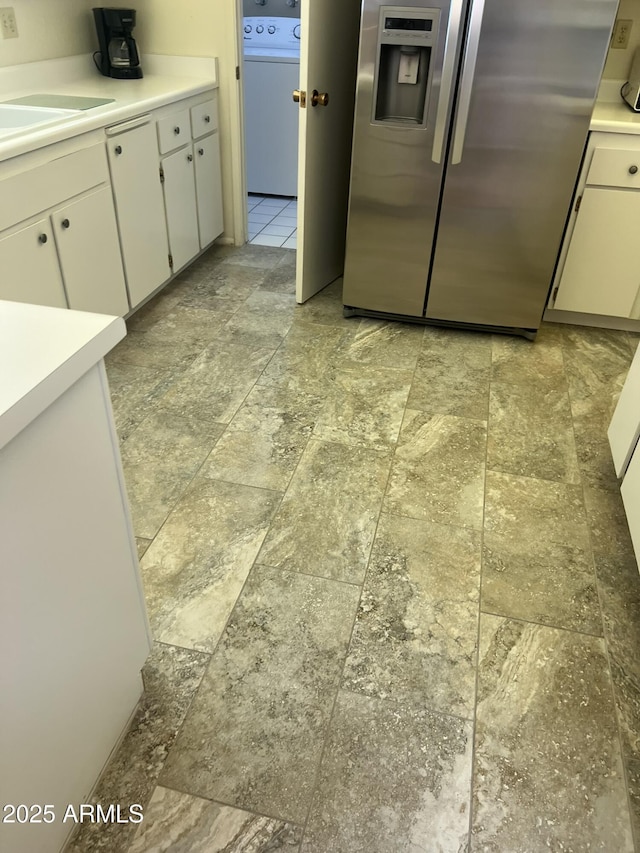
<box><xmin>0</xmin><ymin>7</ymin><xmax>18</xmax><ymax>39</ymax></box>
<box><xmin>612</xmin><ymin>18</ymin><xmax>633</xmax><ymax>50</ymax></box>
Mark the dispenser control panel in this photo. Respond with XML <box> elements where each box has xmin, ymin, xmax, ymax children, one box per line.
<box><xmin>380</xmin><ymin>7</ymin><xmax>438</xmax><ymax>44</ymax></box>
<box><xmin>372</xmin><ymin>6</ymin><xmax>440</xmax><ymax>127</ymax></box>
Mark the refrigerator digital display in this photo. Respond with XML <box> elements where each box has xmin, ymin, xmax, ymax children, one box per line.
<box><xmin>385</xmin><ymin>17</ymin><xmax>432</xmax><ymax>31</ymax></box>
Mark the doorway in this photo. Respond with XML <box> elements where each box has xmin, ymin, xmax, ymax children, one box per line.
<box><xmin>240</xmin><ymin>1</ymin><xmax>301</xmax><ymax>251</ymax></box>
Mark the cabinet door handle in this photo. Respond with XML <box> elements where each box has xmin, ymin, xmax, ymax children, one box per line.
<box><xmin>115</xmin><ymin>144</ymin><xmax>123</xmax><ymax>155</ymax></box>
<box><xmin>187</xmin><ymin>153</ymin><xmax>193</xmax><ymax>162</ymax></box>
<box><xmin>198</xmin><ymin>147</ymin><xmax>204</xmax><ymax>156</ymax></box>
<box><xmin>174</xmin><ymin>126</ymin><xmax>181</xmax><ymax>135</ymax></box>
<box><xmin>61</xmin><ymin>219</ymin><xmax>70</xmax><ymax>229</ymax></box>
<box><xmin>204</xmin><ymin>115</ymin><xmax>211</xmax><ymax>123</ymax></box>
<box><xmin>630</xmin><ymin>165</ymin><xmax>638</xmax><ymax>175</ymax></box>
<box><xmin>38</xmin><ymin>233</ymin><xmax>48</xmax><ymax>244</ymax></box>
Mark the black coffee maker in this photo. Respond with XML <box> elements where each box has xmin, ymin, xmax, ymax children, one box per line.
<box><xmin>93</xmin><ymin>8</ymin><xmax>143</xmax><ymax>79</ymax></box>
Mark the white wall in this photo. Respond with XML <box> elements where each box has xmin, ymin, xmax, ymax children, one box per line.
<box><xmin>603</xmin><ymin>0</ymin><xmax>640</xmax><ymax>79</ymax></box>
<box><xmin>0</xmin><ymin>0</ymin><xmax>95</xmax><ymax>68</ymax></box>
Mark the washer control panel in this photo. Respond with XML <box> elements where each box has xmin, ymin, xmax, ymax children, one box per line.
<box><xmin>243</xmin><ymin>16</ymin><xmax>300</xmax><ymax>51</ymax></box>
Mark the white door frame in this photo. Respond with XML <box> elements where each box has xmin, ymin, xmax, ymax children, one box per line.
<box><xmin>229</xmin><ymin>0</ymin><xmax>248</xmax><ymax>247</ymax></box>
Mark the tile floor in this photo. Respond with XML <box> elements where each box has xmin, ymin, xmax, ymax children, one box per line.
<box><xmin>65</xmin><ymin>243</ymin><xmax>640</xmax><ymax>852</ymax></box>
<box><xmin>248</xmin><ymin>194</ymin><xmax>297</xmax><ymax>249</ymax></box>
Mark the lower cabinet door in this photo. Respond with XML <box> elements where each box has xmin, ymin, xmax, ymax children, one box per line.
<box><xmin>194</xmin><ymin>132</ymin><xmax>224</xmax><ymax>248</ymax></box>
<box><xmin>107</xmin><ymin>122</ymin><xmax>171</xmax><ymax>309</ymax></box>
<box><xmin>0</xmin><ymin>219</ymin><xmax>67</xmax><ymax>308</ymax></box>
<box><xmin>53</xmin><ymin>187</ymin><xmax>129</xmax><ymax>316</ymax></box>
<box><xmin>162</xmin><ymin>146</ymin><xmax>200</xmax><ymax>272</ymax></box>
<box><xmin>554</xmin><ymin>187</ymin><xmax>640</xmax><ymax>317</ymax></box>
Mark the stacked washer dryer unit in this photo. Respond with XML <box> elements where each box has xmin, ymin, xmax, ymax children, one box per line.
<box><xmin>243</xmin><ymin>11</ymin><xmax>301</xmax><ymax>197</ymax></box>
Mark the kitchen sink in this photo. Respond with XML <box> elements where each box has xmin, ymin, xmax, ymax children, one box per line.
<box><xmin>0</xmin><ymin>104</ymin><xmax>79</xmax><ymax>136</ymax></box>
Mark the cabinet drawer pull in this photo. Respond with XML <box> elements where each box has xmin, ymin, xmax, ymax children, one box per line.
<box><xmin>115</xmin><ymin>144</ymin><xmax>122</xmax><ymax>155</ymax></box>
<box><xmin>198</xmin><ymin>148</ymin><xmax>204</xmax><ymax>156</ymax></box>
<box><xmin>630</xmin><ymin>165</ymin><xmax>638</xmax><ymax>175</ymax></box>
<box><xmin>204</xmin><ymin>115</ymin><xmax>211</xmax><ymax>123</ymax></box>
<box><xmin>174</xmin><ymin>126</ymin><xmax>181</xmax><ymax>135</ymax></box>
<box><xmin>187</xmin><ymin>153</ymin><xmax>193</xmax><ymax>162</ymax></box>
<box><xmin>62</xmin><ymin>219</ymin><xmax>70</xmax><ymax>229</ymax></box>
<box><xmin>38</xmin><ymin>233</ymin><xmax>48</xmax><ymax>244</ymax></box>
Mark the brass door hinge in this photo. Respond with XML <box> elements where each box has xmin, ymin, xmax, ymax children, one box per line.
<box><xmin>236</xmin><ymin>65</ymin><xmax>240</xmax><ymax>81</ymax></box>
<box><xmin>574</xmin><ymin>195</ymin><xmax>582</xmax><ymax>213</ymax></box>
<box><xmin>169</xmin><ymin>254</ymin><xmax>173</xmax><ymax>268</ymax></box>
<box><xmin>159</xmin><ymin>166</ymin><xmax>165</xmax><ymax>184</ymax></box>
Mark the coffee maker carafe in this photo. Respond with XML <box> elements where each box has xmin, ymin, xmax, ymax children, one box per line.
<box><xmin>93</xmin><ymin>8</ymin><xmax>143</xmax><ymax>79</ymax></box>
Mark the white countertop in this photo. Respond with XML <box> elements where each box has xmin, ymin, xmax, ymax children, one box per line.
<box><xmin>591</xmin><ymin>78</ymin><xmax>640</xmax><ymax>135</ymax></box>
<box><xmin>0</xmin><ymin>54</ymin><xmax>218</xmax><ymax>162</ymax></box>
<box><xmin>0</xmin><ymin>301</ymin><xmax>125</xmax><ymax>451</ymax></box>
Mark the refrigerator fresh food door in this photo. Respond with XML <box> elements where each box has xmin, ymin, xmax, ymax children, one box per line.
<box><xmin>425</xmin><ymin>0</ymin><xmax>618</xmax><ymax>331</ymax></box>
<box><xmin>343</xmin><ymin>0</ymin><xmax>465</xmax><ymax>317</ymax></box>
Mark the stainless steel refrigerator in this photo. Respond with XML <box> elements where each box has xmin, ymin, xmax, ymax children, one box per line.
<box><xmin>342</xmin><ymin>0</ymin><xmax>618</xmax><ymax>337</ymax></box>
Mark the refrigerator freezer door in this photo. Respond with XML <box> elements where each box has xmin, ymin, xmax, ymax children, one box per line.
<box><xmin>343</xmin><ymin>0</ymin><xmax>464</xmax><ymax>317</ymax></box>
<box><xmin>425</xmin><ymin>0</ymin><xmax>618</xmax><ymax>330</ymax></box>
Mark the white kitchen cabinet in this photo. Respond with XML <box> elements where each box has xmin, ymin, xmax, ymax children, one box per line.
<box><xmin>106</xmin><ymin>118</ymin><xmax>171</xmax><ymax>310</ymax></box>
<box><xmin>0</xmin><ymin>218</ymin><xmax>66</xmax><ymax>308</ymax></box>
<box><xmin>0</xmin><ymin>140</ymin><xmax>129</xmax><ymax>316</ymax></box>
<box><xmin>551</xmin><ymin>132</ymin><xmax>640</xmax><ymax>322</ymax></box>
<box><xmin>52</xmin><ymin>186</ymin><xmax>128</xmax><ymax>316</ymax></box>
<box><xmin>155</xmin><ymin>94</ymin><xmax>224</xmax><ymax>275</ymax></box>
<box><xmin>161</xmin><ymin>146</ymin><xmax>200</xmax><ymax>273</ymax></box>
<box><xmin>194</xmin><ymin>132</ymin><xmax>224</xmax><ymax>248</ymax></box>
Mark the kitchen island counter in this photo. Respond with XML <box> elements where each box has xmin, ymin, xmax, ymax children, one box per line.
<box><xmin>0</xmin><ymin>299</ymin><xmax>151</xmax><ymax>853</ymax></box>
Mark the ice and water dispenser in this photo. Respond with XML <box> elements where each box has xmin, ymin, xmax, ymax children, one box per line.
<box><xmin>372</xmin><ymin>7</ymin><xmax>440</xmax><ymax>126</ymax></box>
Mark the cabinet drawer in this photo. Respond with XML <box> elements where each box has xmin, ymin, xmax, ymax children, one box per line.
<box><xmin>587</xmin><ymin>147</ymin><xmax>640</xmax><ymax>189</ymax></box>
<box><xmin>0</xmin><ymin>143</ymin><xmax>109</xmax><ymax>233</ymax></box>
<box><xmin>191</xmin><ymin>98</ymin><xmax>218</xmax><ymax>139</ymax></box>
<box><xmin>157</xmin><ymin>109</ymin><xmax>190</xmax><ymax>154</ymax></box>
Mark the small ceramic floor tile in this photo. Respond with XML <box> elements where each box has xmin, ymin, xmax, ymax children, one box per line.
<box><xmin>257</xmin><ymin>438</ymin><xmax>391</xmax><ymax>583</ymax></box>
<box><xmin>301</xmin><ymin>690</ymin><xmax>473</xmax><ymax>853</ymax></box>
<box><xmin>128</xmin><ymin>786</ymin><xmax>302</xmax><ymax>852</ymax></box>
<box><xmin>472</xmin><ymin>614</ymin><xmax>634</xmax><ymax>851</ymax></box>
<box><xmin>159</xmin><ymin>566</ymin><xmax>360</xmax><ymax>824</ymax></box>
<box><xmin>65</xmin><ymin>643</ymin><xmax>209</xmax><ymax>853</ymax></box>
<box><xmin>152</xmin><ymin>340</ymin><xmax>275</xmax><ymax>425</ymax></box>
<box><xmin>222</xmin><ymin>290</ymin><xmax>295</xmax><ymax>349</ymax></box>
<box><xmin>106</xmin><ymin>362</ymin><xmax>181</xmax><ymax>443</ymax></box>
<box><xmin>490</xmin><ymin>330</ymin><xmax>566</xmax><ymax>390</ymax></box>
<box><xmin>201</xmin><ymin>384</ymin><xmax>323</xmax><ymax>491</ymax></box>
<box><xmin>484</xmin><ymin>470</ymin><xmax>590</xmax><ymax>549</ymax></box>
<box><xmin>334</xmin><ymin>317</ymin><xmax>424</xmax><ymax>370</ymax></box>
<box><xmin>583</xmin><ymin>481</ymin><xmax>638</xmax><ymax>559</ymax></box>
<box><xmin>140</xmin><ymin>479</ymin><xmax>281</xmax><ymax>652</ymax></box>
<box><xmin>408</xmin><ymin>327</ymin><xmax>491</xmax><ymax>418</ymax></box>
<box><xmin>343</xmin><ymin>512</ymin><xmax>481</xmax><ymax>718</ymax></box>
<box><xmin>481</xmin><ymin>533</ymin><xmax>601</xmax><ymax>634</ymax></box>
<box><xmin>626</xmin><ymin>758</ymin><xmax>640</xmax><ymax>849</ymax></box>
<box><xmin>487</xmin><ymin>382</ymin><xmax>580</xmax><ymax>484</ymax></box>
<box><xmin>384</xmin><ymin>409</ymin><xmax>486</xmax><ymax>529</ymax></box>
<box><xmin>312</xmin><ymin>362</ymin><xmax>413</xmax><ymax>449</ymax></box>
<box><xmin>256</xmin><ymin>323</ymin><xmax>345</xmax><ymax>396</ymax></box>
<box><xmin>259</xmin><ymin>254</ymin><xmax>296</xmax><ymax>294</ymax></box>
<box><xmin>121</xmin><ymin>410</ymin><xmax>226</xmax><ymax>539</ymax></box>
<box><xmin>595</xmin><ymin>553</ymin><xmax>640</xmax><ymax>760</ymax></box>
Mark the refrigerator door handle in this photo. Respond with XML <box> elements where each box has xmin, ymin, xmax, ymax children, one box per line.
<box><xmin>431</xmin><ymin>0</ymin><xmax>464</xmax><ymax>164</ymax></box>
<box><xmin>451</xmin><ymin>0</ymin><xmax>486</xmax><ymax>165</ymax></box>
